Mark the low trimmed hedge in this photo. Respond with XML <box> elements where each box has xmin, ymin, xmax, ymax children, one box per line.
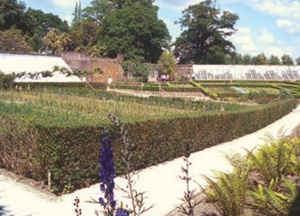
<box><xmin>0</xmin><ymin>98</ymin><xmax>297</xmax><ymax>194</ymax></box>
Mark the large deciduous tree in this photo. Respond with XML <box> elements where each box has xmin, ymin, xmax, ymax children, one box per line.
<box><xmin>100</xmin><ymin>3</ymin><xmax>170</xmax><ymax>62</ymax></box>
<box><xmin>82</xmin><ymin>0</ymin><xmax>111</xmax><ymax>25</ymax></box>
<box><xmin>173</xmin><ymin>0</ymin><xmax>239</xmax><ymax>64</ymax></box>
<box><xmin>69</xmin><ymin>20</ymin><xmax>100</xmax><ymax>53</ymax></box>
<box><xmin>0</xmin><ymin>30</ymin><xmax>33</xmax><ymax>52</ymax></box>
<box><xmin>0</xmin><ymin>0</ymin><xmax>32</xmax><ymax>34</ymax></box>
<box><xmin>43</xmin><ymin>28</ymin><xmax>71</xmax><ymax>54</ymax></box>
<box><xmin>25</xmin><ymin>8</ymin><xmax>69</xmax><ymax>52</ymax></box>
<box><xmin>0</xmin><ymin>0</ymin><xmax>69</xmax><ymax>52</ymax></box>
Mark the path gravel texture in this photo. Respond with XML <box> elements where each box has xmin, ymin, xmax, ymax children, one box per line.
<box><xmin>1</xmin><ymin>105</ymin><xmax>300</xmax><ymax>216</ymax></box>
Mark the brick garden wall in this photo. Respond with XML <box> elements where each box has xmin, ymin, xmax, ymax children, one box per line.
<box><xmin>61</xmin><ymin>52</ymin><xmax>193</xmax><ymax>83</ymax></box>
<box><xmin>61</xmin><ymin>52</ymin><xmax>124</xmax><ymax>83</ymax></box>
<box><xmin>174</xmin><ymin>64</ymin><xmax>193</xmax><ymax>80</ymax></box>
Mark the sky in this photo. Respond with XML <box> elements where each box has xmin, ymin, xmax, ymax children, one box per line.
<box><xmin>23</xmin><ymin>0</ymin><xmax>300</xmax><ymax>60</ymax></box>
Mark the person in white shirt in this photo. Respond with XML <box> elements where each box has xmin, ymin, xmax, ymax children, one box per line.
<box><xmin>107</xmin><ymin>76</ymin><xmax>113</xmax><ymax>90</ymax></box>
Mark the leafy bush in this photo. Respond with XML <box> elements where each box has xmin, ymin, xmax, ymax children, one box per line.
<box><xmin>203</xmin><ymin>138</ymin><xmax>300</xmax><ymax>216</ymax></box>
<box><xmin>0</xmin><ymin>73</ymin><xmax>15</xmax><ymax>90</ymax></box>
<box><xmin>0</xmin><ymin>89</ymin><xmax>297</xmax><ymax>194</ymax></box>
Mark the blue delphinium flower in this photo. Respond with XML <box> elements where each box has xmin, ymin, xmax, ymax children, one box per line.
<box><xmin>99</xmin><ymin>127</ymin><xmax>130</xmax><ymax>216</ymax></box>
<box><xmin>116</xmin><ymin>208</ymin><xmax>130</xmax><ymax>216</ymax></box>
<box><xmin>99</xmin><ymin>129</ymin><xmax>117</xmax><ymax>213</ymax></box>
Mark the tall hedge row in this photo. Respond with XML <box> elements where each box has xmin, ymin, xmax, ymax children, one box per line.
<box><xmin>0</xmin><ymin>99</ymin><xmax>297</xmax><ymax>194</ymax></box>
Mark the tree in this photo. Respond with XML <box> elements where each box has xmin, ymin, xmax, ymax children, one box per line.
<box><xmin>269</xmin><ymin>55</ymin><xmax>281</xmax><ymax>65</ymax></box>
<box><xmin>252</xmin><ymin>53</ymin><xmax>268</xmax><ymax>65</ymax></box>
<box><xmin>100</xmin><ymin>3</ymin><xmax>170</xmax><ymax>62</ymax></box>
<box><xmin>82</xmin><ymin>0</ymin><xmax>111</xmax><ymax>25</ymax></box>
<box><xmin>72</xmin><ymin>0</ymin><xmax>82</xmax><ymax>28</ymax></box>
<box><xmin>227</xmin><ymin>52</ymin><xmax>243</xmax><ymax>65</ymax></box>
<box><xmin>281</xmin><ymin>54</ymin><xmax>294</xmax><ymax>65</ymax></box>
<box><xmin>122</xmin><ymin>61</ymin><xmax>152</xmax><ymax>82</ymax></box>
<box><xmin>107</xmin><ymin>0</ymin><xmax>155</xmax><ymax>10</ymax></box>
<box><xmin>242</xmin><ymin>54</ymin><xmax>252</xmax><ymax>65</ymax></box>
<box><xmin>82</xmin><ymin>0</ymin><xmax>154</xmax><ymax>25</ymax></box>
<box><xmin>0</xmin><ymin>0</ymin><xmax>32</xmax><ymax>34</ymax></box>
<box><xmin>69</xmin><ymin>20</ymin><xmax>100</xmax><ymax>52</ymax></box>
<box><xmin>0</xmin><ymin>0</ymin><xmax>69</xmax><ymax>52</ymax></box>
<box><xmin>295</xmin><ymin>57</ymin><xmax>300</xmax><ymax>65</ymax></box>
<box><xmin>25</xmin><ymin>8</ymin><xmax>69</xmax><ymax>52</ymax></box>
<box><xmin>158</xmin><ymin>51</ymin><xmax>176</xmax><ymax>76</ymax></box>
<box><xmin>43</xmin><ymin>28</ymin><xmax>71</xmax><ymax>54</ymax></box>
<box><xmin>173</xmin><ymin>0</ymin><xmax>239</xmax><ymax>64</ymax></box>
<box><xmin>202</xmin><ymin>34</ymin><xmax>235</xmax><ymax>64</ymax></box>
<box><xmin>0</xmin><ymin>30</ymin><xmax>33</xmax><ymax>52</ymax></box>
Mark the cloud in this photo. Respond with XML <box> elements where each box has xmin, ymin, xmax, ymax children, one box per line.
<box><xmin>276</xmin><ymin>19</ymin><xmax>293</xmax><ymax>28</ymax></box>
<box><xmin>258</xmin><ymin>29</ymin><xmax>274</xmax><ymax>43</ymax></box>
<box><xmin>156</xmin><ymin>0</ymin><xmax>206</xmax><ymax>10</ymax></box>
<box><xmin>230</xmin><ymin>27</ymin><xmax>257</xmax><ymax>53</ymax></box>
<box><xmin>245</xmin><ymin>0</ymin><xmax>300</xmax><ymax>19</ymax></box>
<box><xmin>276</xmin><ymin>19</ymin><xmax>300</xmax><ymax>34</ymax></box>
<box><xmin>52</xmin><ymin>0</ymin><xmax>77</xmax><ymax>9</ymax></box>
<box><xmin>230</xmin><ymin>26</ymin><xmax>292</xmax><ymax>58</ymax></box>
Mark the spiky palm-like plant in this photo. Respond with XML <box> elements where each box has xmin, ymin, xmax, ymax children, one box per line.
<box><xmin>246</xmin><ymin>139</ymin><xmax>298</xmax><ymax>185</ymax></box>
<box><xmin>202</xmin><ymin>166</ymin><xmax>249</xmax><ymax>216</ymax></box>
<box><xmin>247</xmin><ymin>178</ymin><xmax>298</xmax><ymax>215</ymax></box>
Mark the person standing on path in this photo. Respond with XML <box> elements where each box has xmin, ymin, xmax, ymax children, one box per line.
<box><xmin>107</xmin><ymin>76</ymin><xmax>113</xmax><ymax>90</ymax></box>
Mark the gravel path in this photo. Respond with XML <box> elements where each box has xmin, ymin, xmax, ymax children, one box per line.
<box><xmin>1</xmin><ymin>105</ymin><xmax>300</xmax><ymax>216</ymax></box>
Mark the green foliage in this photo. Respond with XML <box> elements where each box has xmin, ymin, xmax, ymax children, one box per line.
<box><xmin>68</xmin><ymin>20</ymin><xmax>100</xmax><ymax>54</ymax></box>
<box><xmin>246</xmin><ymin>139</ymin><xmax>299</xmax><ymax>184</ymax></box>
<box><xmin>296</xmin><ymin>57</ymin><xmax>300</xmax><ymax>65</ymax></box>
<box><xmin>26</xmin><ymin>8</ymin><xmax>69</xmax><ymax>51</ymax></box>
<box><xmin>100</xmin><ymin>3</ymin><xmax>170</xmax><ymax>62</ymax></box>
<box><xmin>247</xmin><ymin>90</ymin><xmax>274</xmax><ymax>104</ymax></box>
<box><xmin>82</xmin><ymin>0</ymin><xmax>109</xmax><ymax>25</ymax></box>
<box><xmin>203</xmin><ymin>138</ymin><xmax>300</xmax><ymax>216</ymax></box>
<box><xmin>247</xmin><ymin>178</ymin><xmax>298</xmax><ymax>215</ymax></box>
<box><xmin>122</xmin><ymin>61</ymin><xmax>152</xmax><ymax>82</ymax></box>
<box><xmin>43</xmin><ymin>29</ymin><xmax>71</xmax><ymax>54</ymax></box>
<box><xmin>0</xmin><ymin>72</ymin><xmax>15</xmax><ymax>89</ymax></box>
<box><xmin>203</xmin><ymin>166</ymin><xmax>248</xmax><ymax>216</ymax></box>
<box><xmin>0</xmin><ymin>0</ymin><xmax>31</xmax><ymax>34</ymax></box>
<box><xmin>0</xmin><ymin>0</ymin><xmax>69</xmax><ymax>52</ymax></box>
<box><xmin>281</xmin><ymin>54</ymin><xmax>294</xmax><ymax>65</ymax></box>
<box><xmin>269</xmin><ymin>55</ymin><xmax>281</xmax><ymax>65</ymax></box>
<box><xmin>108</xmin><ymin>114</ymin><xmax>153</xmax><ymax>215</ymax></box>
<box><xmin>0</xmin><ymin>30</ymin><xmax>33</xmax><ymax>52</ymax></box>
<box><xmin>252</xmin><ymin>53</ymin><xmax>268</xmax><ymax>65</ymax></box>
<box><xmin>71</xmin><ymin>1</ymin><xmax>82</xmax><ymax>28</ymax></box>
<box><xmin>158</xmin><ymin>51</ymin><xmax>176</xmax><ymax>75</ymax></box>
<box><xmin>190</xmin><ymin>80</ymin><xmax>218</xmax><ymax>99</ymax></box>
<box><xmin>173</xmin><ymin>0</ymin><xmax>239</xmax><ymax>64</ymax></box>
<box><xmin>0</xmin><ymin>89</ymin><xmax>297</xmax><ymax>194</ymax></box>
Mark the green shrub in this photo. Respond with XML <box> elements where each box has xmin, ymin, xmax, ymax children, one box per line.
<box><xmin>0</xmin><ymin>89</ymin><xmax>297</xmax><ymax>194</ymax></box>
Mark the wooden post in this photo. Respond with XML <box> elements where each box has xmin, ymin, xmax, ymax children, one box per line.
<box><xmin>48</xmin><ymin>171</ymin><xmax>51</xmax><ymax>191</ymax></box>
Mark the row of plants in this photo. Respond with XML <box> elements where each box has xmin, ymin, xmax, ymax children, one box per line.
<box><xmin>0</xmin><ymin>90</ymin><xmax>247</xmax><ymax>117</ymax></box>
<box><xmin>202</xmin><ymin>136</ymin><xmax>300</xmax><ymax>215</ymax></box>
<box><xmin>76</xmin><ymin>113</ymin><xmax>300</xmax><ymax>216</ymax></box>
<box><xmin>13</xmin><ymin>81</ymin><xmax>107</xmax><ymax>92</ymax></box>
<box><xmin>111</xmin><ymin>79</ymin><xmax>299</xmax><ymax>103</ymax></box>
<box><xmin>119</xmin><ymin>78</ymin><xmax>300</xmax><ymax>98</ymax></box>
<box><xmin>0</xmin><ymin>89</ymin><xmax>297</xmax><ymax>194</ymax></box>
